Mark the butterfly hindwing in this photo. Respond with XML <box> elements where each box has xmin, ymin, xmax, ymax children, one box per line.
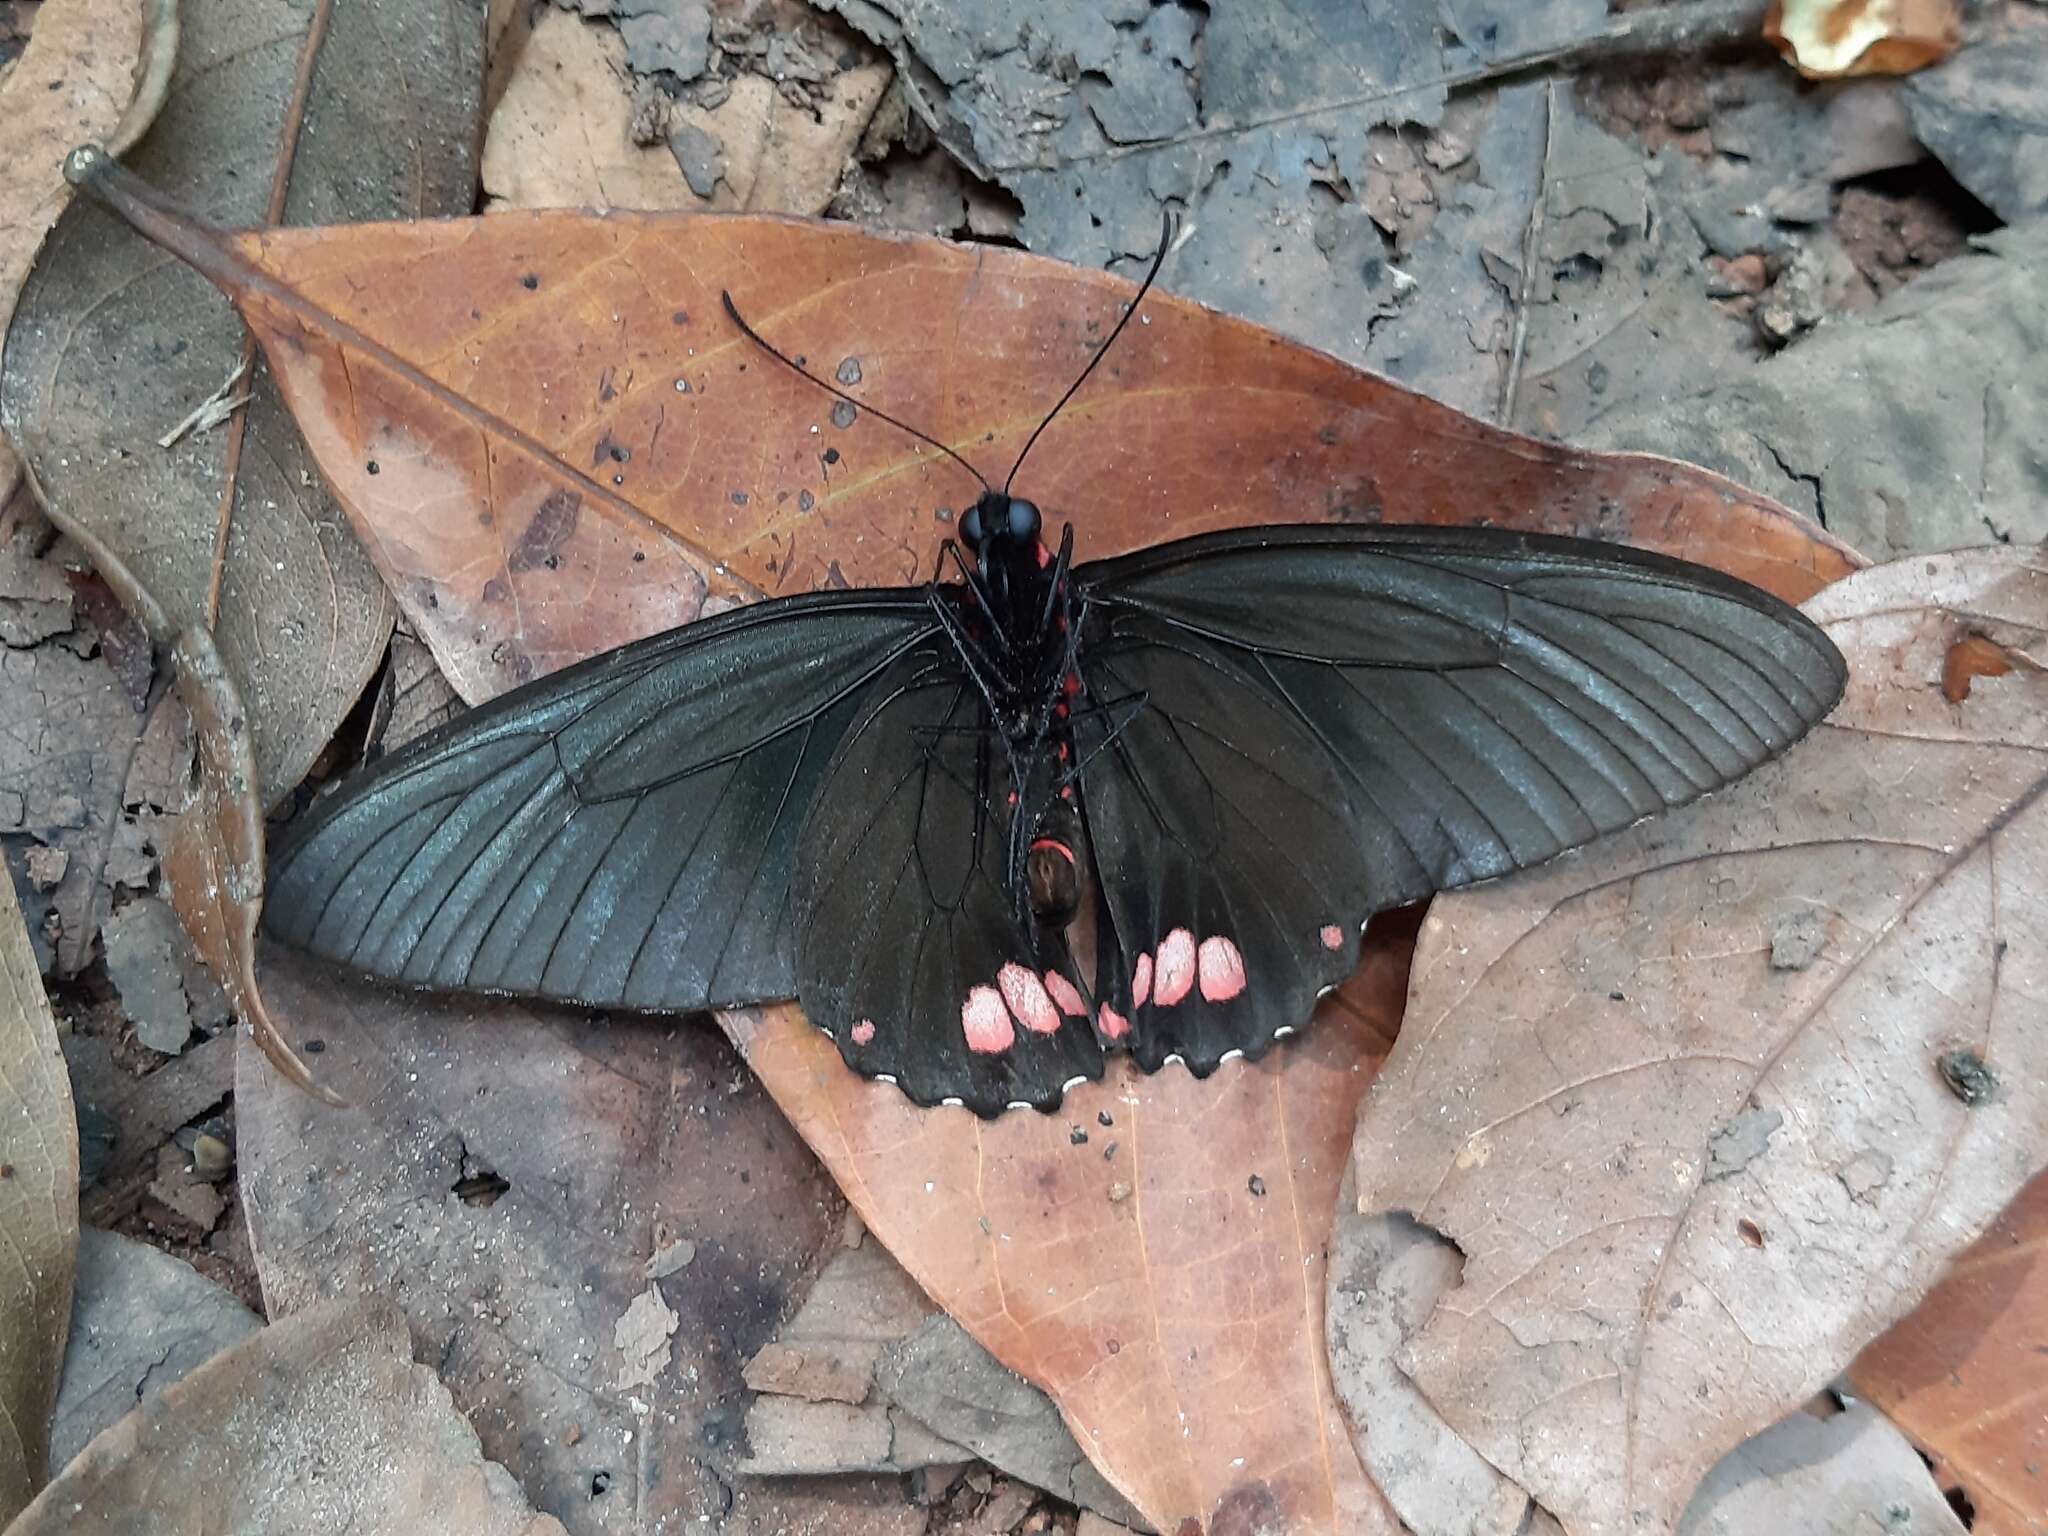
<box><xmin>262</xmin><ymin>593</ymin><xmax>941</xmax><ymax>1012</ymax></box>
<box><xmin>792</xmin><ymin>636</ymin><xmax>1103</xmax><ymax>1113</ymax></box>
<box><xmin>1070</xmin><ymin>524</ymin><xmax>1846</xmax><ymax>1071</ymax></box>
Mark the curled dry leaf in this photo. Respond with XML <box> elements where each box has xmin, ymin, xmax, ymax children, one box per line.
<box><xmin>73</xmin><ymin>172</ymin><xmax>1860</xmax><ymax>1529</ymax></box>
<box><xmin>1849</xmin><ymin>1168</ymin><xmax>2048</xmax><ymax>1534</ymax></box>
<box><xmin>1764</xmin><ymin>0</ymin><xmax>1961</xmax><ymax>77</ymax></box>
<box><xmin>161</xmin><ymin>624</ymin><xmax>327</xmax><ymax>1097</ymax></box>
<box><xmin>1347</xmin><ymin>545</ymin><xmax>2048</xmax><ymax>1536</ymax></box>
<box><xmin>0</xmin><ymin>860</ymin><xmax>78</xmax><ymax>1524</ymax></box>
<box><xmin>12</xmin><ymin>1297</ymin><xmax>565</xmax><ymax>1535</ymax></box>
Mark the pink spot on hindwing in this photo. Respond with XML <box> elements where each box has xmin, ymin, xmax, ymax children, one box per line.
<box><xmin>850</xmin><ymin>1018</ymin><xmax>876</xmax><ymax>1045</ymax></box>
<box><xmin>1132</xmin><ymin>952</ymin><xmax>1153</xmax><ymax>1007</ymax></box>
<box><xmin>1098</xmin><ymin>1003</ymin><xmax>1130</xmax><ymax>1040</ymax></box>
<box><xmin>1153</xmin><ymin>928</ymin><xmax>1197</xmax><ymax>1006</ymax></box>
<box><xmin>962</xmin><ymin>986</ymin><xmax>1014</xmax><ymax>1053</ymax></box>
<box><xmin>1197</xmin><ymin>936</ymin><xmax>1247</xmax><ymax>1002</ymax></box>
<box><xmin>1320</xmin><ymin>924</ymin><xmax>1345</xmax><ymax>951</ymax></box>
<box><xmin>998</xmin><ymin>962</ymin><xmax>1062</xmax><ymax>1034</ymax></box>
<box><xmin>1044</xmin><ymin>970</ymin><xmax>1086</xmax><ymax>1017</ymax></box>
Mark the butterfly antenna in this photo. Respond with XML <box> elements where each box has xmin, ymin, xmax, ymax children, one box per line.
<box><xmin>720</xmin><ymin>291</ymin><xmax>993</xmax><ymax>495</ymax></box>
<box><xmin>1003</xmin><ymin>208</ymin><xmax>1178</xmax><ymax>496</ymax></box>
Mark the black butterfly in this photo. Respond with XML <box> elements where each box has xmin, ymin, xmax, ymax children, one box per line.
<box><xmin>262</xmin><ymin>234</ymin><xmax>1847</xmax><ymax>1116</ymax></box>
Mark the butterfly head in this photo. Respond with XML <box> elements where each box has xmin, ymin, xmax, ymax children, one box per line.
<box><xmin>960</xmin><ymin>491</ymin><xmax>1041</xmax><ymax>557</ymax></box>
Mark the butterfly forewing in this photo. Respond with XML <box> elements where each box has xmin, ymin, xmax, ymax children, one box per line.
<box><xmin>263</xmin><ymin>593</ymin><xmax>940</xmax><ymax>1012</ymax></box>
<box><xmin>1068</xmin><ymin>525</ymin><xmax>1847</xmax><ymax>1073</ymax></box>
<box><xmin>792</xmin><ymin>636</ymin><xmax>1104</xmax><ymax>1113</ymax></box>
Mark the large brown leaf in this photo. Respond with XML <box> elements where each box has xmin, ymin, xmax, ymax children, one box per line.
<box><xmin>1347</xmin><ymin>545</ymin><xmax>2048</xmax><ymax>1535</ymax></box>
<box><xmin>70</xmin><ymin>167</ymin><xmax>1861</xmax><ymax>1530</ymax></box>
<box><xmin>1849</xmin><ymin>1169</ymin><xmax>2048</xmax><ymax>1535</ymax></box>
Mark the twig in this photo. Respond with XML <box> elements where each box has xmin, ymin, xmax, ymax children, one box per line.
<box><xmin>157</xmin><ymin>361</ymin><xmax>252</xmax><ymax>450</ymax></box>
<box><xmin>1499</xmin><ymin>81</ymin><xmax>1559</xmax><ymax>427</ymax></box>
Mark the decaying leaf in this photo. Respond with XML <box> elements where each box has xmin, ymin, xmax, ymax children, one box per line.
<box><xmin>1347</xmin><ymin>545</ymin><xmax>2048</xmax><ymax>1536</ymax></box>
<box><xmin>0</xmin><ymin>0</ymin><xmax>483</xmax><ymax>805</ymax></box>
<box><xmin>51</xmin><ymin>1227</ymin><xmax>261</xmax><ymax>1472</ymax></box>
<box><xmin>236</xmin><ymin>952</ymin><xmax>879</xmax><ymax>1534</ymax></box>
<box><xmin>0</xmin><ymin>0</ymin><xmax>174</xmax><ymax>493</ymax></box>
<box><xmin>1677</xmin><ymin>1400</ymin><xmax>1966</xmax><ymax>1535</ymax></box>
<box><xmin>12</xmin><ymin>1297</ymin><xmax>565</xmax><ymax>1535</ymax></box>
<box><xmin>1764</xmin><ymin>0</ymin><xmax>1961</xmax><ymax>77</ymax></box>
<box><xmin>0</xmin><ymin>858</ymin><xmax>78</xmax><ymax>1524</ymax></box>
<box><xmin>1850</xmin><ymin>1169</ymin><xmax>2048</xmax><ymax>1534</ymax></box>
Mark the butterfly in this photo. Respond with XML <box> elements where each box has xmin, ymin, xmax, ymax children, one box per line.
<box><xmin>262</xmin><ymin>227</ymin><xmax>1848</xmax><ymax>1117</ymax></box>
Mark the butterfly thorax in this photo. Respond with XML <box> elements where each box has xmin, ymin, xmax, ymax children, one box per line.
<box><xmin>941</xmin><ymin>491</ymin><xmax>1084</xmax><ymax>929</ymax></box>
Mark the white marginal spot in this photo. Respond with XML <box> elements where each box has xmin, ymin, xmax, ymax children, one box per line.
<box><xmin>1219</xmin><ymin>1048</ymin><xmax>1244</xmax><ymax>1064</ymax></box>
<box><xmin>1062</xmin><ymin>1074</ymin><xmax>1089</xmax><ymax>1091</ymax></box>
<box><xmin>875</xmin><ymin>1073</ymin><xmax>898</xmax><ymax>1085</ymax></box>
<box><xmin>941</xmin><ymin>1096</ymin><xmax>963</xmax><ymax>1108</ymax></box>
<box><xmin>1163</xmin><ymin>1052</ymin><xmax>1186</xmax><ymax>1067</ymax></box>
<box><xmin>1273</xmin><ymin>1025</ymin><xmax>1297</xmax><ymax>1039</ymax></box>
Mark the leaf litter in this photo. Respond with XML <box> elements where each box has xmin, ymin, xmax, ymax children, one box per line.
<box><xmin>76</xmin><ymin>135</ymin><xmax>1855</xmax><ymax>1530</ymax></box>
<box><xmin>1344</xmin><ymin>544</ymin><xmax>2048</xmax><ymax>1536</ymax></box>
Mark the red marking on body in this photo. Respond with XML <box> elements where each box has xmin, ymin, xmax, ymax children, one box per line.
<box><xmin>1197</xmin><ymin>935</ymin><xmax>1248</xmax><ymax>1002</ymax></box>
<box><xmin>850</xmin><ymin>1018</ymin><xmax>877</xmax><ymax>1045</ymax></box>
<box><xmin>1132</xmin><ymin>952</ymin><xmax>1153</xmax><ymax>1007</ymax></box>
<box><xmin>1098</xmin><ymin>1003</ymin><xmax>1130</xmax><ymax>1040</ymax></box>
<box><xmin>1062</xmin><ymin>673</ymin><xmax>1081</xmax><ymax>698</ymax></box>
<box><xmin>1044</xmin><ymin>970</ymin><xmax>1086</xmax><ymax>1016</ymax></box>
<box><xmin>1320</xmin><ymin>924</ymin><xmax>1344</xmax><ymax>951</ymax></box>
<box><xmin>1007</xmin><ymin>791</ymin><xmax>1018</xmax><ymax>806</ymax></box>
<box><xmin>1036</xmin><ymin>541</ymin><xmax>1052</xmax><ymax>569</ymax></box>
<box><xmin>1060</xmin><ymin>786</ymin><xmax>1074</xmax><ymax>802</ymax></box>
<box><xmin>1056</xmin><ymin>741</ymin><xmax>1069</xmax><ymax>762</ymax></box>
<box><xmin>1029</xmin><ymin>837</ymin><xmax>1075</xmax><ymax>866</ymax></box>
<box><xmin>962</xmin><ymin>986</ymin><xmax>1014</xmax><ymax>1053</ymax></box>
<box><xmin>1154</xmin><ymin>928</ymin><xmax>1197</xmax><ymax>1006</ymax></box>
<box><xmin>998</xmin><ymin>962</ymin><xmax>1062</xmax><ymax>1034</ymax></box>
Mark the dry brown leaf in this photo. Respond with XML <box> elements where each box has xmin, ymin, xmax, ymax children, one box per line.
<box><xmin>12</xmin><ymin>1297</ymin><xmax>565</xmax><ymax>1535</ymax></box>
<box><xmin>1764</xmin><ymin>0</ymin><xmax>1962</xmax><ymax>77</ymax></box>
<box><xmin>1347</xmin><ymin>544</ymin><xmax>2048</xmax><ymax>1536</ymax></box>
<box><xmin>0</xmin><ymin>855</ymin><xmax>77</xmax><ymax>1524</ymax></box>
<box><xmin>1849</xmin><ymin>1168</ymin><xmax>2048</xmax><ymax>1534</ymax></box>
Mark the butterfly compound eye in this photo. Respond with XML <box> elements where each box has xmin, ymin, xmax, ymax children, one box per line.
<box><xmin>959</xmin><ymin>503</ymin><xmax>985</xmax><ymax>546</ymax></box>
<box><xmin>1007</xmin><ymin>499</ymin><xmax>1041</xmax><ymax>540</ymax></box>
